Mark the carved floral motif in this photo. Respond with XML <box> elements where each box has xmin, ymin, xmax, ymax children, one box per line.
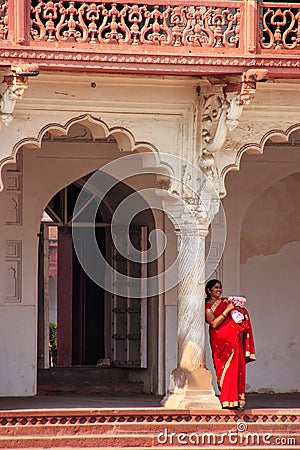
<box><xmin>30</xmin><ymin>1</ymin><xmax>241</xmax><ymax>48</ymax></box>
<box><xmin>260</xmin><ymin>3</ymin><xmax>300</xmax><ymax>50</ymax></box>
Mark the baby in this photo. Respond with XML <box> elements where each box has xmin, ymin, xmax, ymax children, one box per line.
<box><xmin>227</xmin><ymin>296</ymin><xmax>247</xmax><ymax>323</ymax></box>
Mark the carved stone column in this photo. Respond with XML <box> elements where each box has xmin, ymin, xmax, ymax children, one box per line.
<box><xmin>162</xmin><ymin>202</ymin><xmax>221</xmax><ymax>409</ymax></box>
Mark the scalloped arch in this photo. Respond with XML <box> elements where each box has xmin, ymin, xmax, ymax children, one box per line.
<box><xmin>220</xmin><ymin>124</ymin><xmax>300</xmax><ymax>198</ymax></box>
<box><xmin>240</xmin><ymin>171</ymin><xmax>300</xmax><ymax>264</ymax></box>
<box><xmin>0</xmin><ymin>114</ymin><xmax>171</xmax><ymax>191</ymax></box>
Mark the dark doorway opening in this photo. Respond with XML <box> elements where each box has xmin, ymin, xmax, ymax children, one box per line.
<box><xmin>72</xmin><ymin>226</ymin><xmax>105</xmax><ymax>366</ymax></box>
<box><xmin>38</xmin><ymin>179</ymin><xmax>109</xmax><ymax>369</ymax></box>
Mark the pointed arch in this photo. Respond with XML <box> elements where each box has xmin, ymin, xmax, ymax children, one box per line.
<box><xmin>0</xmin><ymin>114</ymin><xmax>173</xmax><ymax>191</ymax></box>
<box><xmin>220</xmin><ymin>123</ymin><xmax>300</xmax><ymax>197</ymax></box>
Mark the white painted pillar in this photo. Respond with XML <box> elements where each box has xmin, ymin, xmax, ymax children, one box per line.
<box><xmin>162</xmin><ymin>211</ymin><xmax>221</xmax><ymax>409</ymax></box>
<box><xmin>177</xmin><ymin>227</ymin><xmax>205</xmax><ymax>370</ymax></box>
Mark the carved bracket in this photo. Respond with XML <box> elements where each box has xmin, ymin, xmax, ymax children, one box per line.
<box><xmin>200</xmin><ymin>69</ymin><xmax>269</xmax><ymax>192</ymax></box>
<box><xmin>0</xmin><ymin>64</ymin><xmax>39</xmax><ymax>126</ymax></box>
<box><xmin>202</xmin><ymin>69</ymin><xmax>269</xmax><ymax>156</ymax></box>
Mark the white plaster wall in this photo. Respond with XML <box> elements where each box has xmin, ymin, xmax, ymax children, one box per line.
<box><xmin>0</xmin><ymin>306</ymin><xmax>36</xmax><ymax>395</ymax></box>
<box><xmin>241</xmin><ymin>242</ymin><xmax>300</xmax><ymax>392</ymax></box>
<box><xmin>0</xmin><ymin>154</ymin><xmax>39</xmax><ymax>396</ymax></box>
<box><xmin>220</xmin><ymin>145</ymin><xmax>300</xmax><ymax>393</ymax></box>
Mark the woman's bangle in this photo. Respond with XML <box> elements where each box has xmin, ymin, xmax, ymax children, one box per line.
<box><xmin>221</xmin><ymin>313</ymin><xmax>226</xmax><ymax>319</ymax></box>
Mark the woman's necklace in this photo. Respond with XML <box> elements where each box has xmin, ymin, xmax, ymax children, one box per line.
<box><xmin>211</xmin><ymin>298</ymin><xmax>222</xmax><ymax>313</ymax></box>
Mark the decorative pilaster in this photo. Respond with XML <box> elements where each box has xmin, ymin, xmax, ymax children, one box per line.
<box><xmin>162</xmin><ymin>199</ymin><xmax>221</xmax><ymax>409</ymax></box>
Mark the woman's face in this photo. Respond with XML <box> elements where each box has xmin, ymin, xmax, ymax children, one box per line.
<box><xmin>209</xmin><ymin>282</ymin><xmax>222</xmax><ymax>299</ymax></box>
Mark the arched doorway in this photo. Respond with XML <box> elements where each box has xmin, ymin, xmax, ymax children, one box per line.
<box><xmin>38</xmin><ymin>172</ymin><xmax>157</xmax><ymax>392</ymax></box>
<box><xmin>31</xmin><ymin>120</ymin><xmax>162</xmax><ymax>394</ymax></box>
<box><xmin>221</xmin><ymin>131</ymin><xmax>300</xmax><ymax>393</ymax></box>
<box><xmin>0</xmin><ymin>111</ymin><xmax>179</xmax><ymax>397</ymax></box>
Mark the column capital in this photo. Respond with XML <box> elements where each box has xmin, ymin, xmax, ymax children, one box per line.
<box><xmin>161</xmin><ymin>192</ymin><xmax>219</xmax><ymax>239</ymax></box>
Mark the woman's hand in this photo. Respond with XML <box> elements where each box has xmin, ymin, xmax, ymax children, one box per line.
<box><xmin>225</xmin><ymin>301</ymin><xmax>235</xmax><ymax>313</ymax></box>
<box><xmin>227</xmin><ymin>297</ymin><xmax>244</xmax><ymax>311</ymax></box>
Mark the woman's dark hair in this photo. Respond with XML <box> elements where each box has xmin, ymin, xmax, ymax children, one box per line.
<box><xmin>205</xmin><ymin>279</ymin><xmax>222</xmax><ymax>301</ymax></box>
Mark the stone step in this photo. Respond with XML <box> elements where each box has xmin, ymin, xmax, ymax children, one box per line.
<box><xmin>0</xmin><ymin>420</ymin><xmax>297</xmax><ymax>436</ymax></box>
<box><xmin>0</xmin><ymin>432</ymin><xmax>299</xmax><ymax>449</ymax></box>
<box><xmin>0</xmin><ymin>409</ymin><xmax>298</xmax><ymax>448</ymax></box>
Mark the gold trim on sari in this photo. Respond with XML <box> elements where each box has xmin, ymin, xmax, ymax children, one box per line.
<box><xmin>222</xmin><ymin>400</ymin><xmax>239</xmax><ymax>408</ymax></box>
<box><xmin>220</xmin><ymin>349</ymin><xmax>235</xmax><ymax>388</ymax></box>
<box><xmin>245</xmin><ymin>351</ymin><xmax>256</xmax><ymax>360</ymax></box>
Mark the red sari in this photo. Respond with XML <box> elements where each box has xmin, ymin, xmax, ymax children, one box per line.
<box><xmin>206</xmin><ymin>298</ymin><xmax>256</xmax><ymax>408</ymax></box>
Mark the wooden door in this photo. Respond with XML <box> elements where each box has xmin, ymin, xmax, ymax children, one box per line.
<box><xmin>111</xmin><ymin>226</ymin><xmax>147</xmax><ymax>368</ymax></box>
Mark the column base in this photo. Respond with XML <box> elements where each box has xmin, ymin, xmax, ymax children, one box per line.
<box><xmin>161</xmin><ymin>367</ymin><xmax>222</xmax><ymax>410</ymax></box>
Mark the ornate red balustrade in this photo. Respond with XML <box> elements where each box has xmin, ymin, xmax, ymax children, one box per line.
<box><xmin>31</xmin><ymin>1</ymin><xmax>242</xmax><ymax>49</ymax></box>
<box><xmin>260</xmin><ymin>2</ymin><xmax>300</xmax><ymax>52</ymax></box>
<box><xmin>0</xmin><ymin>1</ymin><xmax>299</xmax><ymax>76</ymax></box>
<box><xmin>1</xmin><ymin>0</ymin><xmax>245</xmax><ymax>50</ymax></box>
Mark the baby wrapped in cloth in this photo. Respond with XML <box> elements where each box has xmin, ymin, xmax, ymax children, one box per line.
<box><xmin>227</xmin><ymin>296</ymin><xmax>247</xmax><ymax>323</ymax></box>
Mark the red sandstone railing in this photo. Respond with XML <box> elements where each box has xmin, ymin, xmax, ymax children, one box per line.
<box><xmin>0</xmin><ymin>1</ymin><xmax>299</xmax><ymax>52</ymax></box>
<box><xmin>0</xmin><ymin>1</ymin><xmax>299</xmax><ymax>74</ymax></box>
<box><xmin>260</xmin><ymin>2</ymin><xmax>300</xmax><ymax>52</ymax></box>
<box><xmin>0</xmin><ymin>0</ymin><xmax>244</xmax><ymax>50</ymax></box>
<box><xmin>30</xmin><ymin>1</ymin><xmax>242</xmax><ymax>49</ymax></box>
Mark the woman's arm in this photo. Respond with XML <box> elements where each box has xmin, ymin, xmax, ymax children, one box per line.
<box><xmin>206</xmin><ymin>302</ymin><xmax>235</xmax><ymax>329</ymax></box>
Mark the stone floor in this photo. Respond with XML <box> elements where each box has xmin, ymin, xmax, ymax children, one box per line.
<box><xmin>0</xmin><ymin>392</ymin><xmax>299</xmax><ymax>411</ymax></box>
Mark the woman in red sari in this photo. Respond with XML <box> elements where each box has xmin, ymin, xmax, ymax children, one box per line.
<box><xmin>205</xmin><ymin>279</ymin><xmax>256</xmax><ymax>410</ymax></box>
